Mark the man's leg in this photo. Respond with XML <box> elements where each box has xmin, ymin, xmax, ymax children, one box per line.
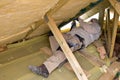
<box><xmin>29</xmin><ymin>50</ymin><xmax>66</xmax><ymax>78</ymax></box>
<box><xmin>43</xmin><ymin>50</ymin><xmax>66</xmax><ymax>73</ymax></box>
<box><xmin>29</xmin><ymin>34</ymin><xmax>83</xmax><ymax>78</ymax></box>
<box><xmin>49</xmin><ymin>36</ymin><xmax>59</xmax><ymax>52</ymax></box>
<box><xmin>45</xmin><ymin>34</ymin><xmax>83</xmax><ymax>74</ymax></box>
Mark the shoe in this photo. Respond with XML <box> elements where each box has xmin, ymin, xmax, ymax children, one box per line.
<box><xmin>28</xmin><ymin>64</ymin><xmax>49</xmax><ymax>78</ymax></box>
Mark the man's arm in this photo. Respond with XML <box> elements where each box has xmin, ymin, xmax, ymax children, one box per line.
<box><xmin>93</xmin><ymin>40</ymin><xmax>107</xmax><ymax>59</ymax></box>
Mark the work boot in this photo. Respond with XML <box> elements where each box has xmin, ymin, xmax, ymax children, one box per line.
<box><xmin>28</xmin><ymin>64</ymin><xmax>49</xmax><ymax>78</ymax></box>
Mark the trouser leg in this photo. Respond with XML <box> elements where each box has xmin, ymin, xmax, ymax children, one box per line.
<box><xmin>49</xmin><ymin>36</ymin><xmax>59</xmax><ymax>52</ymax></box>
<box><xmin>49</xmin><ymin>34</ymin><xmax>82</xmax><ymax>52</ymax></box>
<box><xmin>43</xmin><ymin>50</ymin><xmax>66</xmax><ymax>73</ymax></box>
<box><xmin>44</xmin><ymin>34</ymin><xmax>83</xmax><ymax>74</ymax></box>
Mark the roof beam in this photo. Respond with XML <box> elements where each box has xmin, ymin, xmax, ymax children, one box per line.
<box><xmin>109</xmin><ymin>11</ymin><xmax>119</xmax><ymax>58</ymax></box>
<box><xmin>108</xmin><ymin>0</ymin><xmax>120</xmax><ymax>15</ymax></box>
<box><xmin>106</xmin><ymin>8</ymin><xmax>112</xmax><ymax>54</ymax></box>
<box><xmin>99</xmin><ymin>8</ymin><xmax>105</xmax><ymax>27</ymax></box>
<box><xmin>80</xmin><ymin>0</ymin><xmax>110</xmax><ymax>19</ymax></box>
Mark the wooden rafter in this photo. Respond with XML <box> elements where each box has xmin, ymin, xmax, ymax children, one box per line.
<box><xmin>108</xmin><ymin>0</ymin><xmax>120</xmax><ymax>15</ymax></box>
<box><xmin>109</xmin><ymin>11</ymin><xmax>119</xmax><ymax>58</ymax></box>
<box><xmin>80</xmin><ymin>0</ymin><xmax>110</xmax><ymax>19</ymax></box>
<box><xmin>106</xmin><ymin>8</ymin><xmax>112</xmax><ymax>54</ymax></box>
<box><xmin>99</xmin><ymin>8</ymin><xmax>105</xmax><ymax>28</ymax></box>
<box><xmin>99</xmin><ymin>62</ymin><xmax>120</xmax><ymax>80</ymax></box>
<box><xmin>44</xmin><ymin>14</ymin><xmax>88</xmax><ymax>80</ymax></box>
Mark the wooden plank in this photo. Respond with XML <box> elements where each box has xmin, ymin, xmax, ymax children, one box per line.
<box><xmin>108</xmin><ymin>0</ymin><xmax>120</xmax><ymax>15</ymax></box>
<box><xmin>104</xmin><ymin>21</ymin><xmax>108</xmax><ymax>54</ymax></box>
<box><xmin>44</xmin><ymin>14</ymin><xmax>88</xmax><ymax>80</ymax></box>
<box><xmin>80</xmin><ymin>0</ymin><xmax>110</xmax><ymax>19</ymax></box>
<box><xmin>64</xmin><ymin>62</ymin><xmax>91</xmax><ymax>78</ymax></box>
<box><xmin>99</xmin><ymin>62</ymin><xmax>120</xmax><ymax>80</ymax></box>
<box><xmin>77</xmin><ymin>49</ymin><xmax>105</xmax><ymax>67</ymax></box>
<box><xmin>106</xmin><ymin>8</ymin><xmax>112</xmax><ymax>54</ymax></box>
<box><xmin>99</xmin><ymin>8</ymin><xmax>105</xmax><ymax>28</ymax></box>
<box><xmin>109</xmin><ymin>11</ymin><xmax>119</xmax><ymax>58</ymax></box>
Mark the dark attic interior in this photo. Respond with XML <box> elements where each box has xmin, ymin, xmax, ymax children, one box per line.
<box><xmin>0</xmin><ymin>0</ymin><xmax>120</xmax><ymax>80</ymax></box>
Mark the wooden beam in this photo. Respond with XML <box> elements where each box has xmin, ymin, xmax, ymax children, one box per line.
<box><xmin>106</xmin><ymin>8</ymin><xmax>112</xmax><ymax>54</ymax></box>
<box><xmin>109</xmin><ymin>11</ymin><xmax>119</xmax><ymax>58</ymax></box>
<box><xmin>44</xmin><ymin>14</ymin><xmax>88</xmax><ymax>80</ymax></box>
<box><xmin>77</xmin><ymin>50</ymin><xmax>105</xmax><ymax>67</ymax></box>
<box><xmin>99</xmin><ymin>8</ymin><xmax>105</xmax><ymax>28</ymax></box>
<box><xmin>99</xmin><ymin>62</ymin><xmax>120</xmax><ymax>80</ymax></box>
<box><xmin>80</xmin><ymin>0</ymin><xmax>110</xmax><ymax>19</ymax></box>
<box><xmin>108</xmin><ymin>0</ymin><xmax>120</xmax><ymax>15</ymax></box>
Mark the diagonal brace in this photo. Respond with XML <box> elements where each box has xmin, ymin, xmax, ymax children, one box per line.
<box><xmin>44</xmin><ymin>14</ymin><xmax>88</xmax><ymax>80</ymax></box>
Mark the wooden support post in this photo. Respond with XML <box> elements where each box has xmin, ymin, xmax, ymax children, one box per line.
<box><xmin>104</xmin><ymin>11</ymin><xmax>109</xmax><ymax>54</ymax></box>
<box><xmin>109</xmin><ymin>11</ymin><xmax>119</xmax><ymax>58</ymax></box>
<box><xmin>99</xmin><ymin>8</ymin><xmax>105</xmax><ymax>28</ymax></box>
<box><xmin>99</xmin><ymin>62</ymin><xmax>120</xmax><ymax>80</ymax></box>
<box><xmin>78</xmin><ymin>50</ymin><xmax>105</xmax><ymax>67</ymax></box>
<box><xmin>106</xmin><ymin>8</ymin><xmax>112</xmax><ymax>54</ymax></box>
<box><xmin>108</xmin><ymin>0</ymin><xmax>120</xmax><ymax>15</ymax></box>
<box><xmin>44</xmin><ymin>14</ymin><xmax>88</xmax><ymax>80</ymax></box>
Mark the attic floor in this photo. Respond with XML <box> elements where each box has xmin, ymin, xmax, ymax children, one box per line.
<box><xmin>0</xmin><ymin>34</ymin><xmax>115</xmax><ymax>80</ymax></box>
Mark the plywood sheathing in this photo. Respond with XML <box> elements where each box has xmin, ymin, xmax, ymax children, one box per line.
<box><xmin>108</xmin><ymin>0</ymin><xmax>120</xmax><ymax>15</ymax></box>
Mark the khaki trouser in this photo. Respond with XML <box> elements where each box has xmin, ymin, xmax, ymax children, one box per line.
<box><xmin>44</xmin><ymin>34</ymin><xmax>83</xmax><ymax>73</ymax></box>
